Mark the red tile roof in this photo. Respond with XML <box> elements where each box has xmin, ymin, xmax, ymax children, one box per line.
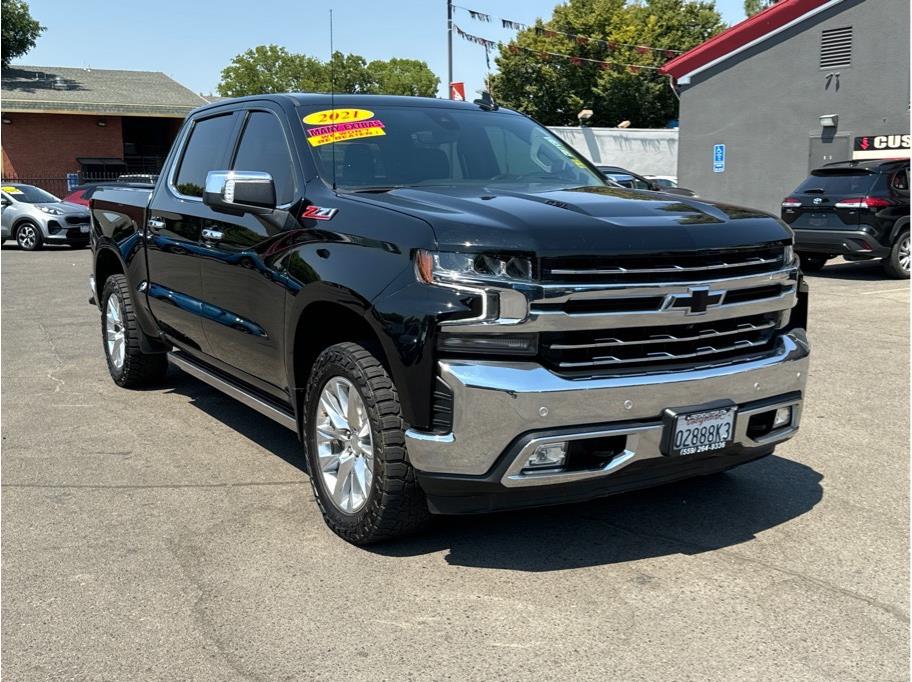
<box><xmin>661</xmin><ymin>0</ymin><xmax>841</xmax><ymax>80</ymax></box>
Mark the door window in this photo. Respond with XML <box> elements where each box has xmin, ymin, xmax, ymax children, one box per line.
<box><xmin>232</xmin><ymin>111</ymin><xmax>296</xmax><ymax>205</ymax></box>
<box><xmin>174</xmin><ymin>113</ymin><xmax>235</xmax><ymax>198</ymax></box>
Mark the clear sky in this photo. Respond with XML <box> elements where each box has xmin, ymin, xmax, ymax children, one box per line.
<box><xmin>19</xmin><ymin>0</ymin><xmax>747</xmax><ymax>98</ymax></box>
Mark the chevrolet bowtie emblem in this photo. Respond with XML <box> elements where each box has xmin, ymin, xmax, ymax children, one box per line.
<box><xmin>665</xmin><ymin>286</ymin><xmax>726</xmax><ymax>314</ymax></box>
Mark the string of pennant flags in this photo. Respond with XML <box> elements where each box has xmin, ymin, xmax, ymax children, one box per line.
<box><xmin>453</xmin><ymin>24</ymin><xmax>665</xmax><ymax>73</ymax></box>
<box><xmin>454</xmin><ymin>4</ymin><xmax>683</xmax><ymax>59</ymax></box>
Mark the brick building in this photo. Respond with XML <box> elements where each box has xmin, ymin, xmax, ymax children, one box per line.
<box><xmin>1</xmin><ymin>65</ymin><xmax>208</xmax><ymax>194</ymax></box>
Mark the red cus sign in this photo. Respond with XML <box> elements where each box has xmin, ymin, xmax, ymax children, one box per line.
<box><xmin>853</xmin><ymin>133</ymin><xmax>911</xmax><ymax>160</ymax></box>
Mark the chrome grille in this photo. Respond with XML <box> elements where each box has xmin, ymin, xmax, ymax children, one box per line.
<box><xmin>540</xmin><ymin>245</ymin><xmax>787</xmax><ymax>283</ymax></box>
<box><xmin>540</xmin><ymin>314</ymin><xmax>780</xmax><ymax>372</ymax></box>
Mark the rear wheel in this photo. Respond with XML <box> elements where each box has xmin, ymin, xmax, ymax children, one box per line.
<box><xmin>303</xmin><ymin>342</ymin><xmax>430</xmax><ymax>544</ymax></box>
<box><xmin>883</xmin><ymin>231</ymin><xmax>910</xmax><ymax>279</ymax></box>
<box><xmin>798</xmin><ymin>254</ymin><xmax>828</xmax><ymax>273</ymax></box>
<box><xmin>100</xmin><ymin>274</ymin><xmax>169</xmax><ymax>387</ymax></box>
<box><xmin>15</xmin><ymin>221</ymin><xmax>42</xmax><ymax>251</ymax></box>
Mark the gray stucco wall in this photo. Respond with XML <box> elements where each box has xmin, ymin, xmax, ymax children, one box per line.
<box><xmin>549</xmin><ymin>127</ymin><xmax>678</xmax><ymax>176</ymax></box>
<box><xmin>676</xmin><ymin>0</ymin><xmax>910</xmax><ymax>214</ymax></box>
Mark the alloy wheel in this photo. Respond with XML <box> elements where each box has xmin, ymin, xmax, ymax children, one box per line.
<box><xmin>315</xmin><ymin>376</ymin><xmax>375</xmax><ymax>513</ymax></box>
<box><xmin>17</xmin><ymin>224</ymin><xmax>37</xmax><ymax>250</ymax></box>
<box><xmin>105</xmin><ymin>294</ymin><xmax>126</xmax><ymax>369</ymax></box>
<box><xmin>899</xmin><ymin>235</ymin><xmax>910</xmax><ymax>273</ymax></box>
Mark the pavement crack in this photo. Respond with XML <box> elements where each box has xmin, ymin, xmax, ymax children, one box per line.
<box><xmin>592</xmin><ymin>518</ymin><xmax>909</xmax><ymax>623</ymax></box>
<box><xmin>37</xmin><ymin>321</ymin><xmax>66</xmax><ymax>392</ymax></box>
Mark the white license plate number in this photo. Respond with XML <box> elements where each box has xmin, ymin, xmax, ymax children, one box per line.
<box><xmin>671</xmin><ymin>408</ymin><xmax>735</xmax><ymax>456</ymax></box>
<box><xmin>80</xmin><ymin>225</ymin><xmax>89</xmax><ymax>233</ymax></box>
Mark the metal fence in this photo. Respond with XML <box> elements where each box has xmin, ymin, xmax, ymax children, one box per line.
<box><xmin>2</xmin><ymin>168</ymin><xmax>161</xmax><ymax>198</ymax></box>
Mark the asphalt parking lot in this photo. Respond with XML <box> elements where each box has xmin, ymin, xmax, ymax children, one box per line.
<box><xmin>1</xmin><ymin>245</ymin><xmax>908</xmax><ymax>680</ymax></box>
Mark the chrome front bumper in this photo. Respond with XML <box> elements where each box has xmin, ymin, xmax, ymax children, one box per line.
<box><xmin>405</xmin><ymin>330</ymin><xmax>809</xmax><ymax>481</ymax></box>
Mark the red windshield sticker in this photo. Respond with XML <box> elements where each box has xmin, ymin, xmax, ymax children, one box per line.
<box><xmin>306</xmin><ymin>119</ymin><xmax>385</xmax><ymax>147</ymax></box>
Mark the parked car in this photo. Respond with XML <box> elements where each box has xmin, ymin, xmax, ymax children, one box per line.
<box><xmin>781</xmin><ymin>159</ymin><xmax>910</xmax><ymax>277</ymax></box>
<box><xmin>63</xmin><ymin>181</ymin><xmax>159</xmax><ymax>207</ymax></box>
<box><xmin>646</xmin><ymin>175</ymin><xmax>679</xmax><ymax>189</ymax></box>
<box><xmin>89</xmin><ymin>94</ymin><xmax>809</xmax><ymax>544</ymax></box>
<box><xmin>1</xmin><ymin>183</ymin><xmax>91</xmax><ymax>250</ymax></box>
<box><xmin>597</xmin><ymin>165</ymin><xmax>697</xmax><ymax>197</ymax></box>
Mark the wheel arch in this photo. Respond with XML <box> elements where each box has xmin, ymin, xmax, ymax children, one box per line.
<box><xmin>95</xmin><ymin>246</ymin><xmax>126</xmax><ymax>304</ymax></box>
<box><xmin>288</xmin><ymin>298</ymin><xmax>396</xmax><ymax>440</ymax></box>
<box><xmin>889</xmin><ymin>216</ymin><xmax>910</xmax><ymax>243</ymax></box>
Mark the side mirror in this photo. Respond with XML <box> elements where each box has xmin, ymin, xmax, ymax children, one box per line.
<box><xmin>203</xmin><ymin>170</ymin><xmax>276</xmax><ymax>214</ymax></box>
<box><xmin>1</xmin><ymin>197</ymin><xmax>10</xmax><ymax>207</ymax></box>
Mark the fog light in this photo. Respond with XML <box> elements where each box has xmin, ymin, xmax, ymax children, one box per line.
<box><xmin>524</xmin><ymin>442</ymin><xmax>567</xmax><ymax>471</ymax></box>
<box><xmin>773</xmin><ymin>407</ymin><xmax>792</xmax><ymax>428</ymax></box>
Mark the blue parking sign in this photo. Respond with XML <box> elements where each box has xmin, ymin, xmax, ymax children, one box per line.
<box><xmin>713</xmin><ymin>144</ymin><xmax>725</xmax><ymax>173</ymax></box>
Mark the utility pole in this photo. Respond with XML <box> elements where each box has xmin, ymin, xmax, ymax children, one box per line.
<box><xmin>447</xmin><ymin>0</ymin><xmax>453</xmax><ymax>97</ymax></box>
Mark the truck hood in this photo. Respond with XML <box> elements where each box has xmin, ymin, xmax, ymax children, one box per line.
<box><xmin>348</xmin><ymin>185</ymin><xmax>791</xmax><ymax>255</ymax></box>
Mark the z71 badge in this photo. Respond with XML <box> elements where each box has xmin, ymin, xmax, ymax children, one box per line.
<box><xmin>301</xmin><ymin>205</ymin><xmax>338</xmax><ymax>221</ymax></box>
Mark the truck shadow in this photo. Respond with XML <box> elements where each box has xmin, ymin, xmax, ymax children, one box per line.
<box><xmin>167</xmin><ymin>370</ymin><xmax>823</xmax><ymax>571</ymax></box>
<box><xmin>383</xmin><ymin>456</ymin><xmax>823</xmax><ymax>570</ymax></box>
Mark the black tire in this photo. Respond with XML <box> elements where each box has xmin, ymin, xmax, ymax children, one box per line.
<box><xmin>100</xmin><ymin>274</ymin><xmax>169</xmax><ymax>388</ymax></box>
<box><xmin>799</xmin><ymin>254</ymin><xmax>828</xmax><ymax>273</ymax></box>
<box><xmin>882</xmin><ymin>230</ymin><xmax>910</xmax><ymax>279</ymax></box>
<box><xmin>303</xmin><ymin>342</ymin><xmax>430</xmax><ymax>544</ymax></box>
<box><xmin>15</xmin><ymin>221</ymin><xmax>42</xmax><ymax>251</ymax></box>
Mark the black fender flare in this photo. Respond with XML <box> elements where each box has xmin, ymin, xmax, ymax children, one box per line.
<box><xmin>889</xmin><ymin>216</ymin><xmax>909</xmax><ymax>244</ymax></box>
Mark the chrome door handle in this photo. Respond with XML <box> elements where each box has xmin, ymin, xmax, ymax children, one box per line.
<box><xmin>147</xmin><ymin>217</ymin><xmax>166</xmax><ymax>231</ymax></box>
<box><xmin>201</xmin><ymin>228</ymin><xmax>224</xmax><ymax>243</ymax></box>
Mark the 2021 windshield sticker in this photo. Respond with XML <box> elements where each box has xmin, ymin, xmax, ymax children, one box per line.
<box><xmin>303</xmin><ymin>108</ymin><xmax>387</xmax><ymax>146</ymax></box>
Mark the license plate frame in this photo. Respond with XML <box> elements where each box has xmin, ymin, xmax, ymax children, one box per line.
<box><xmin>661</xmin><ymin>404</ymin><xmax>737</xmax><ymax>457</ymax></box>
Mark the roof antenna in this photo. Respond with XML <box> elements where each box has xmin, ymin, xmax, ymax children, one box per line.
<box><xmin>330</xmin><ymin>8</ymin><xmax>337</xmax><ymax>191</ymax></box>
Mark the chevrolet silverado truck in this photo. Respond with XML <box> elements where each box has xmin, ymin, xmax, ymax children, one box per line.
<box><xmin>88</xmin><ymin>94</ymin><xmax>810</xmax><ymax>544</ymax></box>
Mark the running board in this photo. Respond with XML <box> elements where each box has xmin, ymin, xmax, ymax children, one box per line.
<box><xmin>168</xmin><ymin>352</ymin><xmax>297</xmax><ymax>432</ymax></box>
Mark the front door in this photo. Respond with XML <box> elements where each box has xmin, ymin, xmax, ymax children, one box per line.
<box><xmin>144</xmin><ymin>111</ymin><xmax>238</xmax><ymax>355</ymax></box>
<box><xmin>197</xmin><ymin>108</ymin><xmax>302</xmax><ymax>391</ymax></box>
<box><xmin>808</xmin><ymin>134</ymin><xmax>850</xmax><ymax>172</ymax></box>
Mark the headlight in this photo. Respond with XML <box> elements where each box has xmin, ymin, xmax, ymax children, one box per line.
<box><xmin>784</xmin><ymin>245</ymin><xmax>794</xmax><ymax>265</ymax></box>
<box><xmin>416</xmin><ymin>250</ymin><xmax>532</xmax><ymax>284</ymax></box>
<box><xmin>38</xmin><ymin>206</ymin><xmax>63</xmax><ymax>215</ymax></box>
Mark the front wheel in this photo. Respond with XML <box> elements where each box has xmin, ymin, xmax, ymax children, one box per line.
<box><xmin>15</xmin><ymin>221</ymin><xmax>42</xmax><ymax>251</ymax></box>
<box><xmin>303</xmin><ymin>342</ymin><xmax>430</xmax><ymax>544</ymax></box>
<box><xmin>100</xmin><ymin>274</ymin><xmax>169</xmax><ymax>388</ymax></box>
<box><xmin>883</xmin><ymin>231</ymin><xmax>910</xmax><ymax>279</ymax></box>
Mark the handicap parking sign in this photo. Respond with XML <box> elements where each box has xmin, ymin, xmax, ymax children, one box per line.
<box><xmin>713</xmin><ymin>144</ymin><xmax>725</xmax><ymax>173</ymax></box>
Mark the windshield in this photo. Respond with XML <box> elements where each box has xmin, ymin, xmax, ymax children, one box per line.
<box><xmin>299</xmin><ymin>105</ymin><xmax>606</xmax><ymax>191</ymax></box>
<box><xmin>2</xmin><ymin>184</ymin><xmax>59</xmax><ymax>203</ymax></box>
<box><xmin>796</xmin><ymin>170</ymin><xmax>877</xmax><ymax>196</ymax></box>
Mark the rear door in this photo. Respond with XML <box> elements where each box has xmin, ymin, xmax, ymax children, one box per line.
<box><xmin>145</xmin><ymin>111</ymin><xmax>240</xmax><ymax>355</ymax></box>
<box><xmin>781</xmin><ymin>169</ymin><xmax>878</xmax><ymax>230</ymax></box>
<box><xmin>197</xmin><ymin>106</ymin><xmax>303</xmax><ymax>391</ymax></box>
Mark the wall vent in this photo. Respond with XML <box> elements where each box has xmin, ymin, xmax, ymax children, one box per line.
<box><xmin>820</xmin><ymin>26</ymin><xmax>852</xmax><ymax>69</ymax></box>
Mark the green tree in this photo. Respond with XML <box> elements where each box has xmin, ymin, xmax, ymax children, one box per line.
<box><xmin>491</xmin><ymin>0</ymin><xmax>725</xmax><ymax>128</ymax></box>
<box><xmin>217</xmin><ymin>47</ymin><xmax>438</xmax><ymax>97</ymax></box>
<box><xmin>1</xmin><ymin>0</ymin><xmax>44</xmax><ymax>68</ymax></box>
<box><xmin>367</xmin><ymin>58</ymin><xmax>440</xmax><ymax>97</ymax></box>
<box><xmin>744</xmin><ymin>0</ymin><xmax>779</xmax><ymax>16</ymax></box>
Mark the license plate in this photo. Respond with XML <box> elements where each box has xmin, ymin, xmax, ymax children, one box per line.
<box><xmin>670</xmin><ymin>407</ymin><xmax>735</xmax><ymax>456</ymax></box>
<box><xmin>80</xmin><ymin>225</ymin><xmax>89</xmax><ymax>233</ymax></box>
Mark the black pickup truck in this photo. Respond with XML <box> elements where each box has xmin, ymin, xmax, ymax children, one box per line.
<box><xmin>89</xmin><ymin>94</ymin><xmax>810</xmax><ymax>544</ymax></box>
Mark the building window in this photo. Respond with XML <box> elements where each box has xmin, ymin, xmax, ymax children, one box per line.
<box><xmin>820</xmin><ymin>26</ymin><xmax>852</xmax><ymax>69</ymax></box>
